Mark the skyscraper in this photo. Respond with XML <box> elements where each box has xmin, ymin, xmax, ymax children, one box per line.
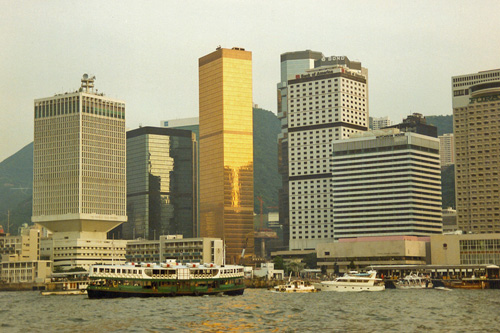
<box><xmin>287</xmin><ymin>55</ymin><xmax>369</xmax><ymax>250</ymax></box>
<box><xmin>124</xmin><ymin>127</ymin><xmax>198</xmax><ymax>240</ymax></box>
<box><xmin>32</xmin><ymin>75</ymin><xmax>127</xmax><ymax>269</ymax></box>
<box><xmin>331</xmin><ymin>129</ymin><xmax>442</xmax><ymax>239</ymax></box>
<box><xmin>439</xmin><ymin>133</ymin><xmax>455</xmax><ymax>168</ymax></box>
<box><xmin>452</xmin><ymin>69</ymin><xmax>500</xmax><ymax>233</ymax></box>
<box><xmin>371</xmin><ymin>116</ymin><xmax>392</xmax><ymax>130</ymax></box>
<box><xmin>198</xmin><ymin>47</ymin><xmax>254</xmax><ymax>262</ymax></box>
<box><xmin>277</xmin><ymin>50</ymin><xmax>323</xmax><ymax>249</ymax></box>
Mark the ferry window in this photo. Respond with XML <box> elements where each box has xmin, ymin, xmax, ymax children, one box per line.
<box><xmin>111</xmin><ymin>269</ymin><xmax>115</xmax><ymax>273</ymax></box>
<box><xmin>133</xmin><ymin>270</ymin><xmax>137</xmax><ymax>274</ymax></box>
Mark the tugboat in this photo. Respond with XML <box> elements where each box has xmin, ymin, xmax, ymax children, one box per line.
<box><xmin>87</xmin><ymin>260</ymin><xmax>245</xmax><ymax>298</ymax></box>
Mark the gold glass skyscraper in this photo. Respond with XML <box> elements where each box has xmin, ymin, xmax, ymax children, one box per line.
<box><xmin>198</xmin><ymin>47</ymin><xmax>254</xmax><ymax>262</ymax></box>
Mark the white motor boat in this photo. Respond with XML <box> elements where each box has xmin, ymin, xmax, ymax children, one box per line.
<box><xmin>274</xmin><ymin>279</ymin><xmax>318</xmax><ymax>293</ymax></box>
<box><xmin>314</xmin><ymin>270</ymin><xmax>385</xmax><ymax>292</ymax></box>
<box><xmin>395</xmin><ymin>274</ymin><xmax>432</xmax><ymax>289</ymax></box>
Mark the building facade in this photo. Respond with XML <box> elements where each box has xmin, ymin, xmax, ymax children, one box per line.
<box><xmin>371</xmin><ymin>116</ymin><xmax>392</xmax><ymax>130</ymax></box>
<box><xmin>277</xmin><ymin>51</ymin><xmax>324</xmax><ymax>249</ymax></box>
<box><xmin>287</xmin><ymin>57</ymin><xmax>369</xmax><ymax>250</ymax></box>
<box><xmin>431</xmin><ymin>233</ymin><xmax>500</xmax><ymax>266</ymax></box>
<box><xmin>126</xmin><ymin>235</ymin><xmax>223</xmax><ymax>265</ymax></box>
<box><xmin>124</xmin><ymin>127</ymin><xmax>198</xmax><ymax>240</ymax></box>
<box><xmin>198</xmin><ymin>47</ymin><xmax>254</xmax><ymax>262</ymax></box>
<box><xmin>439</xmin><ymin>133</ymin><xmax>455</xmax><ymax>167</ymax></box>
<box><xmin>331</xmin><ymin>130</ymin><xmax>443</xmax><ymax>239</ymax></box>
<box><xmin>32</xmin><ymin>75</ymin><xmax>127</xmax><ymax>270</ymax></box>
<box><xmin>452</xmin><ymin>69</ymin><xmax>500</xmax><ymax>233</ymax></box>
<box><xmin>317</xmin><ymin>236</ymin><xmax>429</xmax><ymax>273</ymax></box>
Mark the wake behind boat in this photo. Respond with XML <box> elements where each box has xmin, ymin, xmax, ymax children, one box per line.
<box><xmin>314</xmin><ymin>270</ymin><xmax>385</xmax><ymax>292</ymax></box>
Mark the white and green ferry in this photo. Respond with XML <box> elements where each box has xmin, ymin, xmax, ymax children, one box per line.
<box><xmin>87</xmin><ymin>260</ymin><xmax>245</xmax><ymax>298</ymax></box>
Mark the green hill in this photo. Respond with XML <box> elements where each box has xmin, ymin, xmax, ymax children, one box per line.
<box><xmin>253</xmin><ymin>108</ymin><xmax>281</xmax><ymax>214</ymax></box>
<box><xmin>0</xmin><ymin>142</ymin><xmax>33</xmax><ymax>234</ymax></box>
<box><xmin>426</xmin><ymin>115</ymin><xmax>453</xmax><ymax>135</ymax></box>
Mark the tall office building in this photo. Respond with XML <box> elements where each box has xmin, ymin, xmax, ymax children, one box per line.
<box><xmin>287</xmin><ymin>55</ymin><xmax>369</xmax><ymax>250</ymax></box>
<box><xmin>277</xmin><ymin>50</ymin><xmax>323</xmax><ymax>249</ymax></box>
<box><xmin>32</xmin><ymin>75</ymin><xmax>127</xmax><ymax>269</ymax></box>
<box><xmin>452</xmin><ymin>69</ymin><xmax>500</xmax><ymax>233</ymax></box>
<box><xmin>331</xmin><ymin>130</ymin><xmax>443</xmax><ymax>239</ymax></box>
<box><xmin>371</xmin><ymin>116</ymin><xmax>392</xmax><ymax>130</ymax></box>
<box><xmin>439</xmin><ymin>133</ymin><xmax>455</xmax><ymax>167</ymax></box>
<box><xmin>198</xmin><ymin>47</ymin><xmax>254</xmax><ymax>262</ymax></box>
<box><xmin>124</xmin><ymin>127</ymin><xmax>198</xmax><ymax>240</ymax></box>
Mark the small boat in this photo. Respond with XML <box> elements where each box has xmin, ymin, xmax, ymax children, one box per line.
<box><xmin>314</xmin><ymin>270</ymin><xmax>385</xmax><ymax>292</ymax></box>
<box><xmin>434</xmin><ymin>286</ymin><xmax>452</xmax><ymax>291</ymax></box>
<box><xmin>87</xmin><ymin>260</ymin><xmax>245</xmax><ymax>298</ymax></box>
<box><xmin>443</xmin><ymin>278</ymin><xmax>488</xmax><ymax>290</ymax></box>
<box><xmin>395</xmin><ymin>274</ymin><xmax>432</xmax><ymax>289</ymax></box>
<box><xmin>273</xmin><ymin>279</ymin><xmax>318</xmax><ymax>293</ymax></box>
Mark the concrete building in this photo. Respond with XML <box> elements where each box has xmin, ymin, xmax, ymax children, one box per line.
<box><xmin>277</xmin><ymin>50</ymin><xmax>324</xmax><ymax>249</ymax></box>
<box><xmin>32</xmin><ymin>75</ymin><xmax>127</xmax><ymax>270</ymax></box>
<box><xmin>452</xmin><ymin>69</ymin><xmax>500</xmax><ymax>233</ymax></box>
<box><xmin>287</xmin><ymin>55</ymin><xmax>369</xmax><ymax>251</ymax></box>
<box><xmin>439</xmin><ymin>133</ymin><xmax>455</xmax><ymax>167</ymax></box>
<box><xmin>253</xmin><ymin>262</ymin><xmax>284</xmax><ymax>280</ymax></box>
<box><xmin>331</xmin><ymin>130</ymin><xmax>443</xmax><ymax>239</ymax></box>
<box><xmin>431</xmin><ymin>233</ymin><xmax>500</xmax><ymax>266</ymax></box>
<box><xmin>198</xmin><ymin>47</ymin><xmax>255</xmax><ymax>262</ymax></box>
<box><xmin>371</xmin><ymin>116</ymin><xmax>392</xmax><ymax>130</ymax></box>
<box><xmin>442</xmin><ymin>207</ymin><xmax>459</xmax><ymax>233</ymax></box>
<box><xmin>0</xmin><ymin>226</ymin><xmax>40</xmax><ymax>261</ymax></box>
<box><xmin>126</xmin><ymin>235</ymin><xmax>224</xmax><ymax>266</ymax></box>
<box><xmin>0</xmin><ymin>226</ymin><xmax>52</xmax><ymax>284</ymax></box>
<box><xmin>386</xmin><ymin>113</ymin><xmax>438</xmax><ymax>138</ymax></box>
<box><xmin>316</xmin><ymin>236</ymin><xmax>429</xmax><ymax>273</ymax></box>
<box><xmin>123</xmin><ymin>127</ymin><xmax>198</xmax><ymax>240</ymax></box>
<box><xmin>0</xmin><ymin>260</ymin><xmax>52</xmax><ymax>284</ymax></box>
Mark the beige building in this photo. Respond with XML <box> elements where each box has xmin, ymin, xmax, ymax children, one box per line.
<box><xmin>316</xmin><ymin>236</ymin><xmax>429</xmax><ymax>273</ymax></box>
<box><xmin>0</xmin><ymin>226</ymin><xmax>40</xmax><ymax>261</ymax></box>
<box><xmin>439</xmin><ymin>133</ymin><xmax>455</xmax><ymax>167</ymax></box>
<box><xmin>0</xmin><ymin>226</ymin><xmax>52</xmax><ymax>284</ymax></box>
<box><xmin>126</xmin><ymin>235</ymin><xmax>224</xmax><ymax>266</ymax></box>
<box><xmin>32</xmin><ymin>75</ymin><xmax>127</xmax><ymax>270</ymax></box>
<box><xmin>198</xmin><ymin>47</ymin><xmax>254</xmax><ymax>262</ymax></box>
<box><xmin>452</xmin><ymin>69</ymin><xmax>500</xmax><ymax>233</ymax></box>
<box><xmin>430</xmin><ymin>234</ymin><xmax>500</xmax><ymax>266</ymax></box>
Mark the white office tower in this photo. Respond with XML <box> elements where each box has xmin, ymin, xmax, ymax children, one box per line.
<box><xmin>288</xmin><ymin>56</ymin><xmax>369</xmax><ymax>250</ymax></box>
<box><xmin>452</xmin><ymin>69</ymin><xmax>500</xmax><ymax>233</ymax></box>
<box><xmin>372</xmin><ymin>116</ymin><xmax>392</xmax><ymax>130</ymax></box>
<box><xmin>439</xmin><ymin>133</ymin><xmax>455</xmax><ymax>167</ymax></box>
<box><xmin>331</xmin><ymin>129</ymin><xmax>443</xmax><ymax>239</ymax></box>
<box><xmin>32</xmin><ymin>75</ymin><xmax>127</xmax><ymax>270</ymax></box>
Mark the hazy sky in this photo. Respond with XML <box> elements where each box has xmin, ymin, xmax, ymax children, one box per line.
<box><xmin>1</xmin><ymin>0</ymin><xmax>500</xmax><ymax>162</ymax></box>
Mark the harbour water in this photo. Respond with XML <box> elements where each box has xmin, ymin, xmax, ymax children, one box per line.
<box><xmin>2</xmin><ymin>288</ymin><xmax>500</xmax><ymax>332</ymax></box>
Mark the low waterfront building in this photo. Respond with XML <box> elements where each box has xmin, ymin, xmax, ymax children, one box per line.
<box><xmin>40</xmin><ymin>237</ymin><xmax>127</xmax><ymax>271</ymax></box>
<box><xmin>126</xmin><ymin>235</ymin><xmax>224</xmax><ymax>266</ymax></box>
<box><xmin>316</xmin><ymin>236</ymin><xmax>430</xmax><ymax>273</ymax></box>
<box><xmin>253</xmin><ymin>262</ymin><xmax>284</xmax><ymax>280</ymax></box>
<box><xmin>0</xmin><ymin>260</ymin><xmax>52</xmax><ymax>284</ymax></box>
<box><xmin>430</xmin><ymin>233</ymin><xmax>500</xmax><ymax>266</ymax></box>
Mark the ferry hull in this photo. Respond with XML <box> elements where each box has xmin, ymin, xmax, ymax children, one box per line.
<box><xmin>87</xmin><ymin>287</ymin><xmax>244</xmax><ymax>299</ymax></box>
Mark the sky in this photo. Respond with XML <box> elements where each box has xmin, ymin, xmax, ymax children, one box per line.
<box><xmin>1</xmin><ymin>0</ymin><xmax>500</xmax><ymax>162</ymax></box>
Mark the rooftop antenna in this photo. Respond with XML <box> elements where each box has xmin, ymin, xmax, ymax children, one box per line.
<box><xmin>81</xmin><ymin>73</ymin><xmax>95</xmax><ymax>93</ymax></box>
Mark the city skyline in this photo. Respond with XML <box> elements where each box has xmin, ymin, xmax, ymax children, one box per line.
<box><xmin>2</xmin><ymin>1</ymin><xmax>500</xmax><ymax>162</ymax></box>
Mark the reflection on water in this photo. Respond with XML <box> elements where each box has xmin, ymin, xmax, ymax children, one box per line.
<box><xmin>2</xmin><ymin>288</ymin><xmax>500</xmax><ymax>332</ymax></box>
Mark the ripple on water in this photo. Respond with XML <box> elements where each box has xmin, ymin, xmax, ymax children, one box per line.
<box><xmin>2</xmin><ymin>289</ymin><xmax>500</xmax><ymax>332</ymax></box>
